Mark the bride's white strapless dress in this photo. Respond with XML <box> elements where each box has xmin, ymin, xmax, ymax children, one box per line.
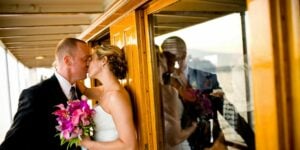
<box><xmin>81</xmin><ymin>105</ymin><xmax>118</xmax><ymax>150</ymax></box>
<box><xmin>93</xmin><ymin>105</ymin><xmax>119</xmax><ymax>141</ymax></box>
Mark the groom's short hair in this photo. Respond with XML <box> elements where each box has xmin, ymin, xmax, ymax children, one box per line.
<box><xmin>55</xmin><ymin>38</ymin><xmax>86</xmax><ymax>63</ymax></box>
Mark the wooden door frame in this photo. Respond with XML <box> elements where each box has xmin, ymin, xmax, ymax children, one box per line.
<box><xmin>141</xmin><ymin>0</ymin><xmax>181</xmax><ymax>149</ymax></box>
<box><xmin>268</xmin><ymin>0</ymin><xmax>300</xmax><ymax>149</ymax></box>
<box><xmin>247</xmin><ymin>0</ymin><xmax>299</xmax><ymax>149</ymax></box>
<box><xmin>143</xmin><ymin>0</ymin><xmax>300</xmax><ymax>149</ymax></box>
<box><xmin>109</xmin><ymin>11</ymin><xmax>156</xmax><ymax>150</ymax></box>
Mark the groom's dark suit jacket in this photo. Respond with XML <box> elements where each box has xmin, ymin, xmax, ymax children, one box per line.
<box><xmin>0</xmin><ymin>75</ymin><xmax>81</xmax><ymax>150</ymax></box>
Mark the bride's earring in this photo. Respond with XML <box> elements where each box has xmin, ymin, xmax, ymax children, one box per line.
<box><xmin>174</xmin><ymin>61</ymin><xmax>179</xmax><ymax>69</ymax></box>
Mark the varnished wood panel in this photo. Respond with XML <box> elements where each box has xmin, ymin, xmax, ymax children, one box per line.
<box><xmin>288</xmin><ymin>0</ymin><xmax>300</xmax><ymax>149</ymax></box>
<box><xmin>247</xmin><ymin>0</ymin><xmax>300</xmax><ymax>149</ymax></box>
<box><xmin>247</xmin><ymin>0</ymin><xmax>279</xmax><ymax>149</ymax></box>
<box><xmin>110</xmin><ymin>11</ymin><xmax>158</xmax><ymax>150</ymax></box>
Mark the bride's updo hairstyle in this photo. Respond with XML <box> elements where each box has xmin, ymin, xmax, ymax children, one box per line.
<box><xmin>94</xmin><ymin>45</ymin><xmax>128</xmax><ymax>79</ymax></box>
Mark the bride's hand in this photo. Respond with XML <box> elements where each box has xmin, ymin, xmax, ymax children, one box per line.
<box><xmin>76</xmin><ymin>80</ymin><xmax>87</xmax><ymax>94</ymax></box>
<box><xmin>79</xmin><ymin>136</ymin><xmax>91</xmax><ymax>148</ymax></box>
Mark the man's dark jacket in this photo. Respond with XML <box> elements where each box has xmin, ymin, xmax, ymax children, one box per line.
<box><xmin>0</xmin><ymin>75</ymin><xmax>81</xmax><ymax>150</ymax></box>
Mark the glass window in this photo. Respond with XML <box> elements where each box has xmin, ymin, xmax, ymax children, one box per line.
<box><xmin>0</xmin><ymin>47</ymin><xmax>11</xmax><ymax>142</ymax></box>
<box><xmin>18</xmin><ymin>62</ymin><xmax>29</xmax><ymax>93</ymax></box>
<box><xmin>7</xmin><ymin>52</ymin><xmax>21</xmax><ymax>116</ymax></box>
<box><xmin>0</xmin><ymin>46</ymin><xmax>53</xmax><ymax>143</ymax></box>
<box><xmin>149</xmin><ymin>1</ymin><xmax>255</xmax><ymax>149</ymax></box>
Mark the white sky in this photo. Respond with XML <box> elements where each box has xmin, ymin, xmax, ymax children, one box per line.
<box><xmin>155</xmin><ymin>13</ymin><xmax>244</xmax><ymax>54</ymax></box>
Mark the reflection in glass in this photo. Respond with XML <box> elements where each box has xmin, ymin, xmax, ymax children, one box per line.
<box><xmin>159</xmin><ymin>36</ymin><xmax>198</xmax><ymax>150</ymax></box>
<box><xmin>151</xmin><ymin>4</ymin><xmax>255</xmax><ymax>149</ymax></box>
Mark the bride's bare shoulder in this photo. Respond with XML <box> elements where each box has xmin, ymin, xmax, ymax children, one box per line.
<box><xmin>107</xmin><ymin>88</ymin><xmax>129</xmax><ymax>102</ymax></box>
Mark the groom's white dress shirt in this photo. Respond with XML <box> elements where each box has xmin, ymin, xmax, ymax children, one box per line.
<box><xmin>54</xmin><ymin>71</ymin><xmax>75</xmax><ymax>100</ymax></box>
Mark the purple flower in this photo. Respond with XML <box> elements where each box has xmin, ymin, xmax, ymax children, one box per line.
<box><xmin>52</xmin><ymin>96</ymin><xmax>95</xmax><ymax>149</ymax></box>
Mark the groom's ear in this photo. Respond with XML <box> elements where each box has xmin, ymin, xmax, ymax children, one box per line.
<box><xmin>64</xmin><ymin>55</ymin><xmax>72</xmax><ymax>66</ymax></box>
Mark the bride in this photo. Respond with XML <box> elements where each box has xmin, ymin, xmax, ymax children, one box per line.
<box><xmin>77</xmin><ymin>45</ymin><xmax>137</xmax><ymax>150</ymax></box>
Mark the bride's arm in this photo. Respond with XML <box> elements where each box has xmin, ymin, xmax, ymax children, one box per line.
<box><xmin>76</xmin><ymin>80</ymin><xmax>102</xmax><ymax>100</ymax></box>
<box><xmin>163</xmin><ymin>87</ymin><xmax>197</xmax><ymax>146</ymax></box>
<box><xmin>80</xmin><ymin>90</ymin><xmax>137</xmax><ymax>150</ymax></box>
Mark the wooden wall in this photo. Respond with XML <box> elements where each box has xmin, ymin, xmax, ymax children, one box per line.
<box><xmin>110</xmin><ymin>11</ymin><xmax>159</xmax><ymax>150</ymax></box>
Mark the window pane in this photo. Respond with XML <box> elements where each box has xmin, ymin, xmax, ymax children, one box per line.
<box><xmin>0</xmin><ymin>47</ymin><xmax>11</xmax><ymax>142</ymax></box>
<box><xmin>7</xmin><ymin>52</ymin><xmax>20</xmax><ymax>116</ymax></box>
<box><xmin>150</xmin><ymin>1</ymin><xmax>254</xmax><ymax>149</ymax></box>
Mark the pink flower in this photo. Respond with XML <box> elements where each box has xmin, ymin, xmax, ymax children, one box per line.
<box><xmin>71</xmin><ymin>109</ymin><xmax>84</xmax><ymax>125</ymax></box>
<box><xmin>52</xmin><ymin>96</ymin><xmax>95</xmax><ymax>149</ymax></box>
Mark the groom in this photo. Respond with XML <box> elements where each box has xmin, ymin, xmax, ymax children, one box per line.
<box><xmin>0</xmin><ymin>38</ymin><xmax>91</xmax><ymax>150</ymax></box>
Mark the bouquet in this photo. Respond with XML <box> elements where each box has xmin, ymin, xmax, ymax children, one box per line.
<box><xmin>53</xmin><ymin>96</ymin><xmax>95</xmax><ymax>149</ymax></box>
